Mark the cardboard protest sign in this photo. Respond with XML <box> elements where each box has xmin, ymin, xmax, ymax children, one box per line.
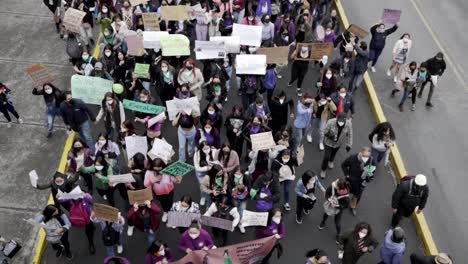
<box><xmin>210</xmin><ymin>36</ymin><xmax>240</xmax><ymax>54</ymax></box>
<box><xmin>201</xmin><ymin>215</ymin><xmax>233</xmax><ymax>231</ymax></box>
<box><xmin>94</xmin><ymin>203</ymin><xmax>119</xmax><ymax>222</ymax></box>
<box><xmin>29</xmin><ymin>170</ymin><xmax>38</xmax><ymax>188</ymax></box>
<box><xmin>126</xmin><ymin>35</ymin><xmax>145</xmax><ymax>56</ymax></box>
<box><xmin>382</xmin><ymin>8</ymin><xmax>402</xmax><ymax>24</ymax></box>
<box><xmin>235</xmin><ymin>54</ymin><xmax>267</xmax><ymax>75</ymax></box>
<box><xmin>124</xmin><ymin>135</ymin><xmax>148</xmax><ymax>161</ymax></box>
<box><xmin>133</xmin><ymin>63</ymin><xmax>150</xmax><ymax>79</ymax></box>
<box><xmin>257</xmin><ymin>46</ymin><xmax>290</xmax><ymax>64</ymax></box>
<box><xmin>250</xmin><ymin>132</ymin><xmax>276</xmax><ymax>151</ymax></box>
<box><xmin>310</xmin><ymin>42</ymin><xmax>334</xmax><ymax>60</ymax></box>
<box><xmin>71</xmin><ymin>75</ymin><xmax>113</xmax><ymax>105</ymax></box>
<box><xmin>293</xmin><ymin>43</ymin><xmax>313</xmax><ymax>61</ymax></box>
<box><xmin>122</xmin><ymin>99</ymin><xmax>165</xmax><ymax>115</ymax></box>
<box><xmin>160</xmin><ymin>161</ymin><xmax>194</xmax><ymax>177</ymax></box>
<box><xmin>57</xmin><ymin>186</ymin><xmax>83</xmax><ymax>200</ymax></box>
<box><xmin>160</xmin><ymin>5</ymin><xmax>189</xmax><ymax>21</ymax></box>
<box><xmin>167</xmin><ymin>211</ymin><xmax>201</xmax><ymax>227</ymax></box>
<box><xmin>166</xmin><ymin>97</ymin><xmax>200</xmax><ymax>120</ymax></box>
<box><xmin>63</xmin><ymin>8</ymin><xmax>86</xmax><ymax>33</ymax></box>
<box><xmin>160</xmin><ymin>34</ymin><xmax>190</xmax><ymax>56</ymax></box>
<box><xmin>25</xmin><ymin>64</ymin><xmax>54</xmax><ymax>86</ymax></box>
<box><xmin>129</xmin><ymin>0</ymin><xmax>147</xmax><ymax>6</ymax></box>
<box><xmin>170</xmin><ymin>236</ymin><xmax>277</xmax><ymax>264</ymax></box>
<box><xmin>109</xmin><ymin>173</ymin><xmax>135</xmax><ymax>185</ymax></box>
<box><xmin>128</xmin><ymin>187</ymin><xmax>153</xmax><ymax>205</ymax></box>
<box><xmin>142</xmin><ymin>12</ymin><xmax>160</xmax><ymax>31</ymax></box>
<box><xmin>143</xmin><ymin>31</ymin><xmax>168</xmax><ymax>50</ymax></box>
<box><xmin>241</xmin><ymin>210</ymin><xmax>268</xmax><ymax>227</ymax></box>
<box><xmin>188</xmin><ymin>4</ymin><xmax>206</xmax><ymax>21</ymax></box>
<box><xmin>147</xmin><ymin>138</ymin><xmax>174</xmax><ymax>163</ymax></box>
<box><xmin>195</xmin><ymin>40</ymin><xmax>226</xmax><ymax>60</ymax></box>
<box><xmin>348</xmin><ymin>24</ymin><xmax>369</xmax><ymax>38</ymax></box>
<box><xmin>232</xmin><ymin>23</ymin><xmax>262</xmax><ymax>47</ymax></box>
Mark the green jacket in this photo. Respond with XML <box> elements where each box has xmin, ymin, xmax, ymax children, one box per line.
<box><xmin>80</xmin><ymin>165</ymin><xmax>113</xmax><ymax>190</ymax></box>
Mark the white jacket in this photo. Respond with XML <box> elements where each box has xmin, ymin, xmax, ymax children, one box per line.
<box><xmin>392</xmin><ymin>39</ymin><xmax>412</xmax><ymax>58</ymax></box>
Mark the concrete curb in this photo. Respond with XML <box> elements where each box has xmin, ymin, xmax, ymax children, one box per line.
<box><xmin>334</xmin><ymin>0</ymin><xmax>438</xmax><ymax>255</ymax></box>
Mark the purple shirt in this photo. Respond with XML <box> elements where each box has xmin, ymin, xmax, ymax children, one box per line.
<box><xmin>256</xmin><ymin>221</ymin><xmax>285</xmax><ymax>239</ymax></box>
<box><xmin>144</xmin><ymin>248</ymin><xmax>174</xmax><ymax>264</ymax></box>
<box><xmin>178</xmin><ymin>229</ymin><xmax>214</xmax><ymax>252</ymax></box>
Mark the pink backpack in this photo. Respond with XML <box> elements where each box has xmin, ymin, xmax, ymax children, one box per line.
<box><xmin>69</xmin><ymin>200</ymin><xmax>91</xmax><ymax>227</ymax></box>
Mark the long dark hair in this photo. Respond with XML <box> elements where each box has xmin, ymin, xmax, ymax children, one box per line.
<box><xmin>42</xmin><ymin>204</ymin><xmax>60</xmax><ymax>223</ymax></box>
<box><xmin>301</xmin><ymin>170</ymin><xmax>315</xmax><ymax>186</ymax></box>
<box><xmin>94</xmin><ymin>152</ymin><xmax>110</xmax><ymax>176</ymax></box>
<box><xmin>131</xmin><ymin>152</ymin><xmax>146</xmax><ymax>171</ymax></box>
<box><xmin>371</xmin><ymin>122</ymin><xmax>396</xmax><ymax>141</ymax></box>
<box><xmin>353</xmin><ymin>222</ymin><xmax>372</xmax><ymax>237</ymax></box>
<box><xmin>97</xmin><ymin>132</ymin><xmax>110</xmax><ymax>151</ymax></box>
<box><xmin>122</xmin><ymin>119</ymin><xmax>136</xmax><ymax>135</ymax></box>
<box><xmin>102</xmin><ymin>92</ymin><xmax>118</xmax><ymax>110</ymax></box>
<box><xmin>198</xmin><ymin>141</ymin><xmax>213</xmax><ymax>167</ymax></box>
<box><xmin>72</xmin><ymin>138</ymin><xmax>88</xmax><ymax>156</ymax></box>
<box><xmin>146</xmin><ymin>240</ymin><xmax>166</xmax><ymax>254</ymax></box>
<box><xmin>148</xmin><ymin>158</ymin><xmax>167</xmax><ymax>172</ymax></box>
<box><xmin>218</xmin><ymin>143</ymin><xmax>232</xmax><ymax>168</ymax></box>
<box><xmin>208</xmin><ymin>164</ymin><xmax>224</xmax><ymax>190</ymax></box>
<box><xmin>267</xmin><ymin>208</ymin><xmax>283</xmax><ymax>225</ymax></box>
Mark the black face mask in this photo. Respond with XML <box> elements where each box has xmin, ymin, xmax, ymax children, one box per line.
<box><xmin>186</xmin><ymin>66</ymin><xmax>193</xmax><ymax>71</ymax></box>
<box><xmin>73</xmin><ymin>147</ymin><xmax>82</xmax><ymax>152</ymax></box>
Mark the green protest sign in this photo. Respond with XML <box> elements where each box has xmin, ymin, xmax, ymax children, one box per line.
<box><xmin>134</xmin><ymin>63</ymin><xmax>150</xmax><ymax>79</ymax></box>
<box><xmin>160</xmin><ymin>34</ymin><xmax>190</xmax><ymax>57</ymax></box>
<box><xmin>160</xmin><ymin>161</ymin><xmax>194</xmax><ymax>177</ymax></box>
<box><xmin>71</xmin><ymin>75</ymin><xmax>113</xmax><ymax>105</ymax></box>
<box><xmin>123</xmin><ymin>99</ymin><xmax>165</xmax><ymax>115</ymax></box>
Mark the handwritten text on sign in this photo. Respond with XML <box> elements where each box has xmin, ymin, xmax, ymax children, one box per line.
<box><xmin>94</xmin><ymin>203</ymin><xmax>119</xmax><ymax>222</ymax></box>
<box><xmin>128</xmin><ymin>187</ymin><xmax>153</xmax><ymax>205</ymax></box>
<box><xmin>160</xmin><ymin>161</ymin><xmax>194</xmax><ymax>177</ymax></box>
<box><xmin>250</xmin><ymin>132</ymin><xmax>276</xmax><ymax>151</ymax></box>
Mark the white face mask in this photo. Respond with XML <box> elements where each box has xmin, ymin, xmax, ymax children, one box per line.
<box><xmin>279</xmin><ymin>98</ymin><xmax>285</xmax><ymax>104</ymax></box>
<box><xmin>102</xmin><ymin>8</ymin><xmax>108</xmax><ymax>13</ymax></box>
<box><xmin>95</xmin><ymin>165</ymin><xmax>104</xmax><ymax>171</ymax></box>
<box><xmin>272</xmin><ymin>216</ymin><xmax>281</xmax><ymax>224</ymax></box>
<box><xmin>288</xmin><ymin>0</ymin><xmax>294</xmax><ymax>3</ymax></box>
<box><xmin>98</xmin><ymin>139</ymin><xmax>107</xmax><ymax>145</ymax></box>
<box><xmin>82</xmin><ymin>54</ymin><xmax>89</xmax><ymax>60</ymax></box>
<box><xmin>107</xmin><ymin>100</ymin><xmax>113</xmax><ymax>105</ymax></box>
<box><xmin>204</xmin><ymin>128</ymin><xmax>212</xmax><ymax>133</ymax></box>
<box><xmin>104</xmin><ymin>31</ymin><xmax>110</xmax><ymax>36</ymax></box>
<box><xmin>161</xmin><ymin>66</ymin><xmax>168</xmax><ymax>72</ymax></box>
<box><xmin>337</xmin><ymin>121</ymin><xmax>345</xmax><ymax>126</ymax></box>
<box><xmin>234</xmin><ymin>173</ymin><xmax>243</xmax><ymax>178</ymax></box>
<box><xmin>248</xmin><ymin>17</ymin><xmax>254</xmax><ymax>21</ymax></box>
<box><xmin>319</xmin><ymin>100</ymin><xmax>327</xmax><ymax>106</ymax></box>
<box><xmin>203</xmin><ymin>148</ymin><xmax>211</xmax><ymax>154</ymax></box>
<box><xmin>208</xmin><ymin>110</ymin><xmax>215</xmax><ymax>115</ymax></box>
<box><xmin>339</xmin><ymin>92</ymin><xmax>346</xmax><ymax>98</ymax></box>
<box><xmin>189</xmin><ymin>233</ymin><xmax>199</xmax><ymax>239</ymax></box>
<box><xmin>158</xmin><ymin>249</ymin><xmax>165</xmax><ymax>256</ymax></box>
<box><xmin>45</xmin><ymin>88</ymin><xmax>53</xmax><ymax>94</ymax></box>
<box><xmin>325</xmin><ymin>30</ymin><xmax>332</xmax><ymax>35</ymax></box>
<box><xmin>325</xmin><ymin>73</ymin><xmax>332</xmax><ymax>79</ymax></box>
<box><xmin>282</xmin><ymin>158</ymin><xmax>290</xmax><ymax>163</ymax></box>
<box><xmin>104</xmin><ymin>51</ymin><xmax>112</xmax><ymax>57</ymax></box>
<box><xmin>358</xmin><ymin>231</ymin><xmax>367</xmax><ymax>239</ymax></box>
<box><xmin>361</xmin><ymin>156</ymin><xmax>369</xmax><ymax>163</ymax></box>
<box><xmin>248</xmin><ymin>47</ymin><xmax>256</xmax><ymax>53</ymax></box>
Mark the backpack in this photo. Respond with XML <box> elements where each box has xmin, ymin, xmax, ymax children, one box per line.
<box><xmin>102</xmin><ymin>222</ymin><xmax>119</xmax><ymax>246</ymax></box>
<box><xmin>66</xmin><ymin>34</ymin><xmax>83</xmax><ymax>59</ymax></box>
<box><xmin>69</xmin><ymin>200</ymin><xmax>91</xmax><ymax>227</ymax></box>
<box><xmin>262</xmin><ymin>68</ymin><xmax>277</xmax><ymax>90</ymax></box>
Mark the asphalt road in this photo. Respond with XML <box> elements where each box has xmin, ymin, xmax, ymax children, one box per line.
<box><xmin>341</xmin><ymin>0</ymin><xmax>468</xmax><ymax>263</ymax></box>
<box><xmin>0</xmin><ymin>0</ymin><xmax>427</xmax><ymax>264</ymax></box>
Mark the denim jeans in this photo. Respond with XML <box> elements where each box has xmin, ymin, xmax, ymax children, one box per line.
<box><xmin>237</xmin><ymin>200</ymin><xmax>247</xmax><ymax>219</ymax></box>
<box><xmin>371</xmin><ymin>147</ymin><xmax>387</xmax><ymax>166</ymax></box>
<box><xmin>225</xmin><ymin>66</ymin><xmax>241</xmax><ymax>92</ymax></box>
<box><xmin>311</xmin><ymin>118</ymin><xmax>327</xmax><ymax>144</ymax></box>
<box><xmin>293</xmin><ymin>123</ymin><xmax>312</xmax><ymax>151</ymax></box>
<box><xmin>369</xmin><ymin>47</ymin><xmax>384</xmax><ymax>67</ymax></box>
<box><xmin>79</xmin><ymin>120</ymin><xmax>95</xmax><ymax>152</ymax></box>
<box><xmin>281</xmin><ymin>180</ymin><xmax>293</xmax><ymax>204</ymax></box>
<box><xmin>145</xmin><ymin>229</ymin><xmax>157</xmax><ymax>244</ymax></box>
<box><xmin>234</xmin><ymin>9</ymin><xmax>245</xmax><ymax>24</ymax></box>
<box><xmin>196</xmin><ymin>24</ymin><xmax>209</xmax><ymax>40</ymax></box>
<box><xmin>46</xmin><ymin>104</ymin><xmax>61</xmax><ymax>132</ymax></box>
<box><xmin>104</xmin><ymin>232</ymin><xmax>123</xmax><ymax>257</ymax></box>
<box><xmin>177</xmin><ymin>126</ymin><xmax>196</xmax><ymax>161</ymax></box>
<box><xmin>349</xmin><ymin>73</ymin><xmax>365</xmax><ymax>92</ymax></box>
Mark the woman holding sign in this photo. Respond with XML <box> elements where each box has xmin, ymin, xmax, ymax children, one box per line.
<box><xmin>177</xmin><ymin>59</ymin><xmax>205</xmax><ymax>101</ymax></box>
<box><xmin>80</xmin><ymin>152</ymin><xmax>116</xmax><ymax>206</ymax></box>
<box><xmin>127</xmin><ymin>200</ymin><xmax>161</xmax><ymax>244</ymax></box>
<box><xmin>204</xmin><ymin>196</ymin><xmax>240</xmax><ymax>246</ymax></box>
<box><xmin>154</xmin><ymin>60</ymin><xmax>176</xmax><ymax>107</ymax></box>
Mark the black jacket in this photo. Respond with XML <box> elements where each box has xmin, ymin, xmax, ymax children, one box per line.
<box><xmin>60</xmin><ymin>98</ymin><xmax>95</xmax><ymax>131</ymax></box>
<box><xmin>339</xmin><ymin>231</ymin><xmax>379</xmax><ymax>264</ymax></box>
<box><xmin>410</xmin><ymin>253</ymin><xmax>442</xmax><ymax>264</ymax></box>
<box><xmin>392</xmin><ymin>177</ymin><xmax>429</xmax><ymax>217</ymax></box>
<box><xmin>268</xmin><ymin>97</ymin><xmax>293</xmax><ymax>131</ymax></box>
<box><xmin>369</xmin><ymin>24</ymin><xmax>398</xmax><ymax>50</ymax></box>
<box><xmin>342</xmin><ymin>154</ymin><xmax>373</xmax><ymax>195</ymax></box>
<box><xmin>32</xmin><ymin>87</ymin><xmax>64</xmax><ymax>108</ymax></box>
<box><xmin>252</xmin><ymin>173</ymin><xmax>280</xmax><ymax>204</ymax></box>
<box><xmin>424</xmin><ymin>56</ymin><xmax>446</xmax><ymax>76</ymax></box>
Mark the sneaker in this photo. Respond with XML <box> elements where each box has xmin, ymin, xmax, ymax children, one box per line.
<box><xmin>284</xmin><ymin>203</ymin><xmax>291</xmax><ymax>211</ymax></box>
<box><xmin>303</xmin><ymin>209</ymin><xmax>310</xmax><ymax>215</ymax></box>
<box><xmin>317</xmin><ymin>223</ymin><xmax>325</xmax><ymax>230</ymax></box>
<box><xmin>287</xmin><ymin>82</ymin><xmax>293</xmax><ymax>87</ymax></box>
<box><xmin>391</xmin><ymin>90</ymin><xmax>397</xmax><ymax>98</ymax></box>
<box><xmin>55</xmin><ymin>245</ymin><xmax>64</xmax><ymax>258</ymax></box>
<box><xmin>393</xmin><ymin>76</ymin><xmax>398</xmax><ymax>83</ymax></box>
<box><xmin>320</xmin><ymin>170</ymin><xmax>326</xmax><ymax>179</ymax></box>
<box><xmin>386</xmin><ymin>69</ymin><xmax>392</xmax><ymax>76</ymax></box>
<box><xmin>239</xmin><ymin>225</ymin><xmax>246</xmax><ymax>234</ymax></box>
<box><xmin>399</xmin><ymin>105</ymin><xmax>404</xmax><ymax>112</ymax></box>
<box><xmin>371</xmin><ymin>66</ymin><xmax>376</xmax><ymax>72</ymax></box>
<box><xmin>17</xmin><ymin>118</ymin><xmax>24</xmax><ymax>124</ymax></box>
<box><xmin>46</xmin><ymin>132</ymin><xmax>53</xmax><ymax>138</ymax></box>
<box><xmin>117</xmin><ymin>245</ymin><xmax>123</xmax><ymax>254</ymax></box>
<box><xmin>350</xmin><ymin>208</ymin><xmax>357</xmax><ymax>216</ymax></box>
<box><xmin>328</xmin><ymin>161</ymin><xmax>334</xmax><ymax>169</ymax></box>
<box><xmin>89</xmin><ymin>244</ymin><xmax>95</xmax><ymax>255</ymax></box>
<box><xmin>200</xmin><ymin>197</ymin><xmax>206</xmax><ymax>206</ymax></box>
<box><xmin>306</xmin><ymin>134</ymin><xmax>312</xmax><ymax>143</ymax></box>
<box><xmin>335</xmin><ymin>235</ymin><xmax>341</xmax><ymax>245</ymax></box>
<box><xmin>296</xmin><ymin>88</ymin><xmax>302</xmax><ymax>97</ymax></box>
<box><xmin>64</xmin><ymin>250</ymin><xmax>73</xmax><ymax>260</ymax></box>
<box><xmin>296</xmin><ymin>215</ymin><xmax>303</xmax><ymax>224</ymax></box>
<box><xmin>127</xmin><ymin>225</ymin><xmax>134</xmax><ymax>236</ymax></box>
<box><xmin>277</xmin><ymin>74</ymin><xmax>283</xmax><ymax>79</ymax></box>
<box><xmin>162</xmin><ymin>212</ymin><xmax>168</xmax><ymax>223</ymax></box>
<box><xmin>319</xmin><ymin>143</ymin><xmax>324</xmax><ymax>151</ymax></box>
<box><xmin>224</xmin><ymin>97</ymin><xmax>228</xmax><ymax>102</ymax></box>
<box><xmin>6</xmin><ymin>122</ymin><xmax>12</xmax><ymax>128</ymax></box>
<box><xmin>426</xmin><ymin>102</ymin><xmax>434</xmax><ymax>107</ymax></box>
<box><xmin>411</xmin><ymin>104</ymin><xmax>416</xmax><ymax>111</ymax></box>
<box><xmin>103</xmin><ymin>195</ymin><xmax>107</xmax><ymax>200</ymax></box>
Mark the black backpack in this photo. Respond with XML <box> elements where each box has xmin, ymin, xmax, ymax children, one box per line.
<box><xmin>102</xmin><ymin>222</ymin><xmax>119</xmax><ymax>246</ymax></box>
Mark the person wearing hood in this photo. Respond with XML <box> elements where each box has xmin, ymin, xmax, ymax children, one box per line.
<box><xmin>268</xmin><ymin>90</ymin><xmax>294</xmax><ymax>135</ymax></box>
<box><xmin>379</xmin><ymin>227</ymin><xmax>406</xmax><ymax>264</ymax></box>
<box><xmin>295</xmin><ymin>170</ymin><xmax>325</xmax><ymax>224</ymax></box>
<box><xmin>418</xmin><ymin>52</ymin><xmax>446</xmax><ymax>107</ymax></box>
<box><xmin>391</xmin><ymin>174</ymin><xmax>429</xmax><ymax>227</ymax></box>
<box><xmin>368</xmin><ymin>22</ymin><xmax>398</xmax><ymax>72</ymax></box>
<box><xmin>338</xmin><ymin>222</ymin><xmax>378</xmax><ymax>264</ymax></box>
<box><xmin>36</xmin><ymin>172</ymin><xmax>80</xmax><ymax>209</ymax></box>
<box><xmin>320</xmin><ymin>112</ymin><xmax>353</xmax><ymax>179</ymax></box>
<box><xmin>388</xmin><ymin>33</ymin><xmax>412</xmax><ymax>83</ymax></box>
<box><xmin>32</xmin><ymin>83</ymin><xmax>64</xmax><ymax>138</ymax></box>
<box><xmin>342</xmin><ymin>147</ymin><xmax>374</xmax><ymax>216</ymax></box>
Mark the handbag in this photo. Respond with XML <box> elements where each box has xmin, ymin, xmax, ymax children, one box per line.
<box><xmin>323</xmin><ymin>187</ymin><xmax>340</xmax><ymax>216</ymax></box>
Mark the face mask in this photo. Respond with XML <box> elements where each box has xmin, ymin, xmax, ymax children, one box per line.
<box><xmin>282</xmin><ymin>158</ymin><xmax>290</xmax><ymax>163</ymax></box>
<box><xmin>107</xmin><ymin>100</ymin><xmax>113</xmax><ymax>105</ymax></box>
<box><xmin>74</xmin><ymin>146</ymin><xmax>82</xmax><ymax>152</ymax></box>
<box><xmin>325</xmin><ymin>30</ymin><xmax>332</xmax><ymax>35</ymax></box>
<box><xmin>104</xmin><ymin>51</ymin><xmax>112</xmax><ymax>57</ymax></box>
<box><xmin>104</xmin><ymin>31</ymin><xmax>110</xmax><ymax>36</ymax></box>
<box><xmin>45</xmin><ymin>88</ymin><xmax>53</xmax><ymax>94</ymax></box>
<box><xmin>337</xmin><ymin>121</ymin><xmax>345</xmax><ymax>126</ymax></box>
<box><xmin>344</xmin><ymin>58</ymin><xmax>350</xmax><ymax>63</ymax></box>
<box><xmin>358</xmin><ymin>231</ymin><xmax>367</xmax><ymax>239</ymax></box>
<box><xmin>248</xmin><ymin>47</ymin><xmax>256</xmax><ymax>53</ymax></box>
<box><xmin>234</xmin><ymin>173</ymin><xmax>242</xmax><ymax>178</ymax></box>
<box><xmin>157</xmin><ymin>249</ymin><xmax>165</xmax><ymax>256</ymax></box>
<box><xmin>140</xmin><ymin>96</ymin><xmax>148</xmax><ymax>102</ymax></box>
<box><xmin>204</xmin><ymin>127</ymin><xmax>212</xmax><ymax>133</ymax></box>
<box><xmin>248</xmin><ymin>16</ymin><xmax>254</xmax><ymax>21</ymax></box>
<box><xmin>319</xmin><ymin>100</ymin><xmax>327</xmax><ymax>106</ymax></box>
<box><xmin>189</xmin><ymin>233</ymin><xmax>199</xmax><ymax>239</ymax></box>
<box><xmin>95</xmin><ymin>165</ymin><xmax>104</xmax><ymax>171</ymax></box>
<box><xmin>272</xmin><ymin>216</ymin><xmax>281</xmax><ymax>224</ymax></box>
<box><xmin>279</xmin><ymin>98</ymin><xmax>285</xmax><ymax>104</ymax></box>
<box><xmin>208</xmin><ymin>110</ymin><xmax>215</xmax><ymax>115</ymax></box>
<box><xmin>99</xmin><ymin>139</ymin><xmax>107</xmax><ymax>145</ymax></box>
<box><xmin>102</xmin><ymin>8</ymin><xmax>108</xmax><ymax>13</ymax></box>
<box><xmin>186</xmin><ymin>66</ymin><xmax>193</xmax><ymax>71</ymax></box>
<box><xmin>203</xmin><ymin>148</ymin><xmax>211</xmax><ymax>154</ymax></box>
<box><xmin>82</xmin><ymin>54</ymin><xmax>89</xmax><ymax>61</ymax></box>
<box><xmin>361</xmin><ymin>156</ymin><xmax>369</xmax><ymax>163</ymax></box>
<box><xmin>256</xmin><ymin>104</ymin><xmax>263</xmax><ymax>109</ymax></box>
<box><xmin>339</xmin><ymin>92</ymin><xmax>346</xmax><ymax>98</ymax></box>
<box><xmin>161</xmin><ymin>66</ymin><xmax>168</xmax><ymax>72</ymax></box>
<box><xmin>288</xmin><ymin>0</ymin><xmax>294</xmax><ymax>3</ymax></box>
<box><xmin>325</xmin><ymin>73</ymin><xmax>332</xmax><ymax>79</ymax></box>
<box><xmin>301</xmin><ymin>47</ymin><xmax>309</xmax><ymax>53</ymax></box>
<box><xmin>55</xmin><ymin>179</ymin><xmax>64</xmax><ymax>186</ymax></box>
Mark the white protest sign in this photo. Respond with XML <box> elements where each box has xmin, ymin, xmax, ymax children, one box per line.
<box><xmin>211</xmin><ymin>36</ymin><xmax>240</xmax><ymax>54</ymax></box>
<box><xmin>167</xmin><ymin>211</ymin><xmax>201</xmax><ymax>227</ymax></box>
<box><xmin>63</xmin><ymin>8</ymin><xmax>86</xmax><ymax>33</ymax></box>
<box><xmin>166</xmin><ymin>97</ymin><xmax>200</xmax><ymax>120</ymax></box>
<box><xmin>143</xmin><ymin>31</ymin><xmax>169</xmax><ymax>50</ymax></box>
<box><xmin>147</xmin><ymin>138</ymin><xmax>174</xmax><ymax>163</ymax></box>
<box><xmin>241</xmin><ymin>210</ymin><xmax>268</xmax><ymax>227</ymax></box>
<box><xmin>195</xmin><ymin>40</ymin><xmax>226</xmax><ymax>60</ymax></box>
<box><xmin>236</xmin><ymin>54</ymin><xmax>267</xmax><ymax>75</ymax></box>
<box><xmin>232</xmin><ymin>23</ymin><xmax>262</xmax><ymax>47</ymax></box>
<box><xmin>250</xmin><ymin>131</ymin><xmax>276</xmax><ymax>151</ymax></box>
<box><xmin>147</xmin><ymin>112</ymin><xmax>166</xmax><ymax>128</ymax></box>
<box><xmin>431</xmin><ymin>75</ymin><xmax>438</xmax><ymax>86</ymax></box>
<box><xmin>29</xmin><ymin>170</ymin><xmax>38</xmax><ymax>188</ymax></box>
<box><xmin>125</xmin><ymin>136</ymin><xmax>148</xmax><ymax>161</ymax></box>
<box><xmin>109</xmin><ymin>173</ymin><xmax>136</xmax><ymax>185</ymax></box>
<box><xmin>57</xmin><ymin>186</ymin><xmax>83</xmax><ymax>200</ymax></box>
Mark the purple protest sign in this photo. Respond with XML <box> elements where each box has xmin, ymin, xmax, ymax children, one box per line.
<box><xmin>382</xmin><ymin>8</ymin><xmax>402</xmax><ymax>24</ymax></box>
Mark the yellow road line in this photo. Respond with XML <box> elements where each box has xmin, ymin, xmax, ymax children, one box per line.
<box><xmin>410</xmin><ymin>0</ymin><xmax>467</xmax><ymax>90</ymax></box>
<box><xmin>335</xmin><ymin>0</ymin><xmax>439</xmax><ymax>255</ymax></box>
<box><xmin>32</xmin><ymin>33</ymin><xmax>102</xmax><ymax>264</ymax></box>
